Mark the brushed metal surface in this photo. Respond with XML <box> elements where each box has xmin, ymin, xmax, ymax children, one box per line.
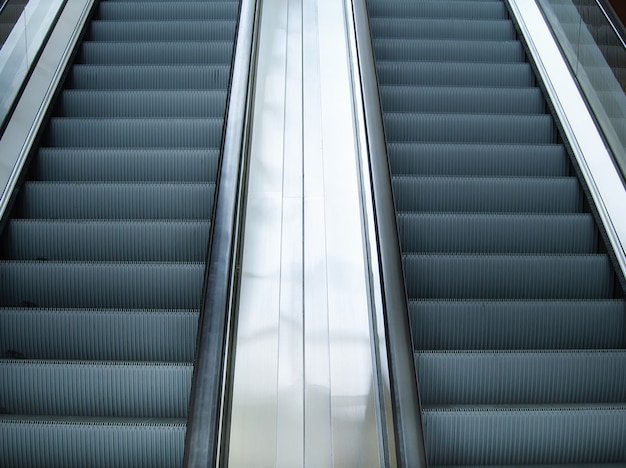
<box><xmin>228</xmin><ymin>0</ymin><xmax>302</xmax><ymax>463</ymax></box>
<box><xmin>228</xmin><ymin>0</ymin><xmax>385</xmax><ymax>462</ymax></box>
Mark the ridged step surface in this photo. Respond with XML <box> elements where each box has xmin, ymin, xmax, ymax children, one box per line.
<box><xmin>0</xmin><ymin>0</ymin><xmax>240</xmax><ymax>465</ymax></box>
<box><xmin>367</xmin><ymin>0</ymin><xmax>626</xmax><ymax>464</ymax></box>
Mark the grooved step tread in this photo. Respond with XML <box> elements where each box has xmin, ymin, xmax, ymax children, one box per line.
<box><xmin>2</xmin><ymin>220</ymin><xmax>211</xmax><ymax>261</ymax></box>
<box><xmin>33</xmin><ymin>148</ymin><xmax>219</xmax><ymax>182</ymax></box>
<box><xmin>410</xmin><ymin>299</ymin><xmax>626</xmax><ymax>350</ymax></box>
<box><xmin>0</xmin><ymin>360</ymin><xmax>192</xmax><ymax>418</ymax></box>
<box><xmin>68</xmin><ymin>64</ymin><xmax>231</xmax><ymax>90</ymax></box>
<box><xmin>388</xmin><ymin>143</ymin><xmax>568</xmax><ymax>176</ymax></box>
<box><xmin>0</xmin><ymin>308</ymin><xmax>198</xmax><ymax>362</ymax></box>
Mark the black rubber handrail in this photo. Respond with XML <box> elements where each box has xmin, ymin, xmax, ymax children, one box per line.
<box><xmin>182</xmin><ymin>0</ymin><xmax>259</xmax><ymax>465</ymax></box>
<box><xmin>597</xmin><ymin>0</ymin><xmax>626</xmax><ymax>50</ymax></box>
<box><xmin>351</xmin><ymin>0</ymin><xmax>428</xmax><ymax>466</ymax></box>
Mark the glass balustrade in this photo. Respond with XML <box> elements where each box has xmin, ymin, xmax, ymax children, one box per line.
<box><xmin>0</xmin><ymin>0</ymin><xmax>65</xmax><ymax>132</ymax></box>
<box><xmin>537</xmin><ymin>0</ymin><xmax>626</xmax><ymax>182</ymax></box>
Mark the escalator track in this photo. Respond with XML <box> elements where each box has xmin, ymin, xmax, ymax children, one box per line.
<box><xmin>0</xmin><ymin>0</ymin><xmax>240</xmax><ymax>465</ymax></box>
<box><xmin>366</xmin><ymin>0</ymin><xmax>626</xmax><ymax>464</ymax></box>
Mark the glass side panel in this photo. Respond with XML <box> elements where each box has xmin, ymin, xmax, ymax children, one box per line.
<box><xmin>538</xmin><ymin>0</ymin><xmax>626</xmax><ymax>182</ymax></box>
<box><xmin>0</xmin><ymin>0</ymin><xmax>64</xmax><ymax>131</ymax></box>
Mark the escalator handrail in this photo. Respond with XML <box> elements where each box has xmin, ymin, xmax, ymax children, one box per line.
<box><xmin>596</xmin><ymin>0</ymin><xmax>626</xmax><ymax>50</ymax></box>
<box><xmin>182</xmin><ymin>0</ymin><xmax>260</xmax><ymax>465</ymax></box>
<box><xmin>351</xmin><ymin>0</ymin><xmax>428</xmax><ymax>465</ymax></box>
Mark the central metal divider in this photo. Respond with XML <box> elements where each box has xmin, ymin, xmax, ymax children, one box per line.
<box><xmin>226</xmin><ymin>0</ymin><xmax>393</xmax><ymax>463</ymax></box>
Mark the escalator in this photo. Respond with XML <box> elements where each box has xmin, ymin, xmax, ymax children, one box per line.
<box><xmin>366</xmin><ymin>0</ymin><xmax>626</xmax><ymax>464</ymax></box>
<box><xmin>0</xmin><ymin>0</ymin><xmax>240</xmax><ymax>465</ymax></box>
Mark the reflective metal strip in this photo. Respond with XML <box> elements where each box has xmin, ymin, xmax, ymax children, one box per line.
<box><xmin>227</xmin><ymin>0</ymin><xmax>385</xmax><ymax>463</ymax></box>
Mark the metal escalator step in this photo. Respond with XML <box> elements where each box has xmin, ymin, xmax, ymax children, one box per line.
<box><xmin>68</xmin><ymin>65</ymin><xmax>231</xmax><ymax>89</ymax></box>
<box><xmin>380</xmin><ymin>87</ymin><xmax>544</xmax><ymax>114</ymax></box>
<box><xmin>416</xmin><ymin>351</ymin><xmax>626</xmax><ymax>405</ymax></box>
<box><xmin>422</xmin><ymin>407</ymin><xmax>626</xmax><ymax>465</ymax></box>
<box><xmin>0</xmin><ymin>416</ymin><xmax>186</xmax><ymax>468</ymax></box>
<box><xmin>402</xmin><ymin>254</ymin><xmax>613</xmax><ymax>299</ymax></box>
<box><xmin>0</xmin><ymin>262</ymin><xmax>204</xmax><ymax>309</ymax></box>
<box><xmin>45</xmin><ymin>118</ymin><xmax>223</xmax><ymax>147</ymax></box>
<box><xmin>397</xmin><ymin>213</ymin><xmax>596</xmax><ymax>254</ymax></box>
<box><xmin>57</xmin><ymin>90</ymin><xmax>227</xmax><ymax>118</ymax></box>
<box><xmin>98</xmin><ymin>2</ymin><xmax>239</xmax><ymax>21</ymax></box>
<box><xmin>384</xmin><ymin>114</ymin><xmax>557</xmax><ymax>144</ymax></box>
<box><xmin>432</xmin><ymin>464</ymin><xmax>626</xmax><ymax>468</ymax></box>
<box><xmin>0</xmin><ymin>360</ymin><xmax>192</xmax><ymax>417</ymax></box>
<box><xmin>369</xmin><ymin>18</ymin><xmax>515</xmax><ymax>41</ymax></box>
<box><xmin>77</xmin><ymin>42</ymin><xmax>234</xmax><ymax>65</ymax></box>
<box><xmin>410</xmin><ymin>300</ymin><xmax>626</xmax><ymax>350</ymax></box>
<box><xmin>392</xmin><ymin>177</ymin><xmax>582</xmax><ymax>213</ymax></box>
<box><xmin>375</xmin><ymin>62</ymin><xmax>534</xmax><ymax>87</ymax></box>
<box><xmin>89</xmin><ymin>20</ymin><xmax>237</xmax><ymax>42</ymax></box>
<box><xmin>1</xmin><ymin>220</ymin><xmax>210</xmax><ymax>261</ymax></box>
<box><xmin>15</xmin><ymin>182</ymin><xmax>215</xmax><ymax>219</ymax></box>
<box><xmin>0</xmin><ymin>308</ymin><xmax>198</xmax><ymax>361</ymax></box>
<box><xmin>373</xmin><ymin>39</ymin><xmax>524</xmax><ymax>63</ymax></box>
<box><xmin>366</xmin><ymin>1</ymin><xmax>508</xmax><ymax>21</ymax></box>
<box><xmin>33</xmin><ymin>148</ymin><xmax>219</xmax><ymax>182</ymax></box>
<box><xmin>388</xmin><ymin>143</ymin><xmax>568</xmax><ymax>176</ymax></box>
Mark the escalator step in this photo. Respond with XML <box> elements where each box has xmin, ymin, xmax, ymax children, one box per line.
<box><xmin>98</xmin><ymin>2</ymin><xmax>239</xmax><ymax>21</ymax></box>
<box><xmin>0</xmin><ymin>417</ymin><xmax>186</xmax><ymax>468</ymax></box>
<box><xmin>57</xmin><ymin>90</ymin><xmax>227</xmax><ymax>118</ymax></box>
<box><xmin>388</xmin><ymin>143</ymin><xmax>568</xmax><ymax>177</ymax></box>
<box><xmin>384</xmin><ymin>114</ymin><xmax>557</xmax><ymax>144</ymax></box>
<box><xmin>77</xmin><ymin>42</ymin><xmax>234</xmax><ymax>65</ymax></box>
<box><xmin>416</xmin><ymin>351</ymin><xmax>626</xmax><ymax>405</ymax></box>
<box><xmin>0</xmin><ymin>361</ymin><xmax>192</xmax><ymax>417</ymax></box>
<box><xmin>369</xmin><ymin>18</ymin><xmax>515</xmax><ymax>41</ymax></box>
<box><xmin>373</xmin><ymin>39</ymin><xmax>524</xmax><ymax>63</ymax></box>
<box><xmin>380</xmin><ymin>87</ymin><xmax>544</xmax><ymax>114</ymax></box>
<box><xmin>89</xmin><ymin>20</ymin><xmax>236</xmax><ymax>41</ymax></box>
<box><xmin>32</xmin><ymin>148</ymin><xmax>219</xmax><ymax>182</ymax></box>
<box><xmin>1</xmin><ymin>220</ymin><xmax>210</xmax><ymax>261</ymax></box>
<box><xmin>45</xmin><ymin>118</ymin><xmax>223</xmax><ymax>147</ymax></box>
<box><xmin>0</xmin><ymin>308</ymin><xmax>198</xmax><ymax>361</ymax></box>
<box><xmin>422</xmin><ymin>407</ymin><xmax>626</xmax><ymax>465</ymax></box>
<box><xmin>410</xmin><ymin>300</ymin><xmax>626</xmax><ymax>350</ymax></box>
<box><xmin>376</xmin><ymin>62</ymin><xmax>535</xmax><ymax>87</ymax></box>
<box><xmin>367</xmin><ymin>1</ymin><xmax>507</xmax><ymax>21</ymax></box>
<box><xmin>392</xmin><ymin>176</ymin><xmax>581</xmax><ymax>213</ymax></box>
<box><xmin>397</xmin><ymin>213</ymin><xmax>596</xmax><ymax>254</ymax></box>
<box><xmin>403</xmin><ymin>254</ymin><xmax>613</xmax><ymax>299</ymax></box>
<box><xmin>0</xmin><ymin>262</ymin><xmax>204</xmax><ymax>309</ymax></box>
<box><xmin>68</xmin><ymin>65</ymin><xmax>231</xmax><ymax>90</ymax></box>
<box><xmin>15</xmin><ymin>182</ymin><xmax>215</xmax><ymax>219</ymax></box>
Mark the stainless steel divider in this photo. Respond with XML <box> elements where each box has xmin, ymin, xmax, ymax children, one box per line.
<box><xmin>183</xmin><ymin>0</ymin><xmax>261</xmax><ymax>465</ymax></box>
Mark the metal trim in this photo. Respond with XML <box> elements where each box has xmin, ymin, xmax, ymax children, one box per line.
<box><xmin>349</xmin><ymin>0</ymin><xmax>428</xmax><ymax>465</ymax></box>
<box><xmin>182</xmin><ymin>0</ymin><xmax>261</xmax><ymax>465</ymax></box>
